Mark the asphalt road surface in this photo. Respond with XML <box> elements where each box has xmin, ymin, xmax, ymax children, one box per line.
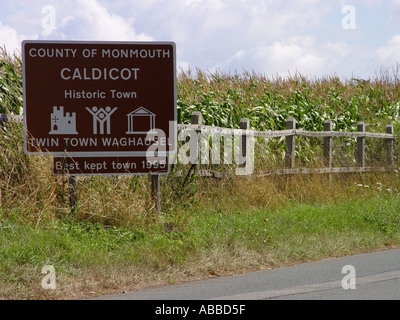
<box><xmin>93</xmin><ymin>248</ymin><xmax>400</xmax><ymax>300</ymax></box>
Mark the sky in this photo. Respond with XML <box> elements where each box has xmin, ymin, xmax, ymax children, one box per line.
<box><xmin>0</xmin><ymin>0</ymin><xmax>399</xmax><ymax>80</ymax></box>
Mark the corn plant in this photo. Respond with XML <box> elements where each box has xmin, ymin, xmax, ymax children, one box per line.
<box><xmin>177</xmin><ymin>69</ymin><xmax>400</xmax><ymax>166</ymax></box>
<box><xmin>0</xmin><ymin>47</ymin><xmax>23</xmax><ymax>115</ymax></box>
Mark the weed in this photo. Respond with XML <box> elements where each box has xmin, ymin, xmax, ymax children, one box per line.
<box><xmin>1</xmin><ymin>50</ymin><xmax>400</xmax><ymax>299</ymax></box>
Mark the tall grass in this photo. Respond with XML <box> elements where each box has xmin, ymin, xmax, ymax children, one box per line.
<box><xmin>2</xmin><ymin>172</ymin><xmax>400</xmax><ymax>299</ymax></box>
<box><xmin>178</xmin><ymin>68</ymin><xmax>400</xmax><ymax>166</ymax></box>
<box><xmin>1</xmin><ymin>50</ymin><xmax>400</xmax><ymax>224</ymax></box>
<box><xmin>1</xmin><ymin>50</ymin><xmax>400</xmax><ymax>299</ymax></box>
<box><xmin>177</xmin><ymin>68</ymin><xmax>400</xmax><ymax>130</ymax></box>
<box><xmin>0</xmin><ymin>47</ymin><xmax>22</xmax><ymax>115</ymax></box>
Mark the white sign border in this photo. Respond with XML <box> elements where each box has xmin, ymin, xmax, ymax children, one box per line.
<box><xmin>22</xmin><ymin>40</ymin><xmax>177</xmax><ymax>157</ymax></box>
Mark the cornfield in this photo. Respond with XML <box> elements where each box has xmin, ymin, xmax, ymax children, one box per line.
<box><xmin>177</xmin><ymin>68</ymin><xmax>400</xmax><ymax>132</ymax></box>
<box><xmin>1</xmin><ymin>49</ymin><xmax>400</xmax><ymax>172</ymax></box>
<box><xmin>177</xmin><ymin>68</ymin><xmax>400</xmax><ymax>167</ymax></box>
<box><xmin>0</xmin><ymin>47</ymin><xmax>22</xmax><ymax>115</ymax></box>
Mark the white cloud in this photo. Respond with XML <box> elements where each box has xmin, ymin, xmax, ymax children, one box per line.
<box><xmin>0</xmin><ymin>0</ymin><xmax>397</xmax><ymax>79</ymax></box>
<box><xmin>0</xmin><ymin>20</ymin><xmax>37</xmax><ymax>54</ymax></box>
<box><xmin>127</xmin><ymin>0</ymin><xmax>333</xmax><ymax>76</ymax></box>
<box><xmin>261</xmin><ymin>39</ymin><xmax>326</xmax><ymax>76</ymax></box>
<box><xmin>0</xmin><ymin>0</ymin><xmax>153</xmax><ymax>53</ymax></box>
<box><xmin>178</xmin><ymin>60</ymin><xmax>191</xmax><ymax>73</ymax></box>
<box><xmin>184</xmin><ymin>0</ymin><xmax>202</xmax><ymax>5</ymax></box>
<box><xmin>376</xmin><ymin>34</ymin><xmax>400</xmax><ymax>66</ymax></box>
<box><xmin>325</xmin><ymin>41</ymin><xmax>350</xmax><ymax>57</ymax></box>
<box><xmin>214</xmin><ymin>36</ymin><xmax>329</xmax><ymax>78</ymax></box>
<box><xmin>44</xmin><ymin>0</ymin><xmax>153</xmax><ymax>41</ymax></box>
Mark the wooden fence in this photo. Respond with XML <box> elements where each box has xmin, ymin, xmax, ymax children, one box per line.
<box><xmin>177</xmin><ymin>111</ymin><xmax>396</xmax><ymax>176</ymax></box>
<box><xmin>1</xmin><ymin>112</ymin><xmax>397</xmax><ymax>174</ymax></box>
<box><xmin>1</xmin><ymin>112</ymin><xmax>397</xmax><ymax>212</ymax></box>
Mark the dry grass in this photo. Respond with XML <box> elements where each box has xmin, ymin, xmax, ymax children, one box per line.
<box><xmin>2</xmin><ymin>152</ymin><xmax>400</xmax><ymax>299</ymax></box>
<box><xmin>1</xmin><ymin>50</ymin><xmax>400</xmax><ymax>299</ymax></box>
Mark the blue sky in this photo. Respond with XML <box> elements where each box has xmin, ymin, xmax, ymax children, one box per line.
<box><xmin>0</xmin><ymin>0</ymin><xmax>399</xmax><ymax>79</ymax></box>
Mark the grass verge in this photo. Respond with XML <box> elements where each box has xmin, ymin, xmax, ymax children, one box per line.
<box><xmin>1</xmin><ymin>51</ymin><xmax>400</xmax><ymax>299</ymax></box>
<box><xmin>1</xmin><ymin>176</ymin><xmax>400</xmax><ymax>299</ymax></box>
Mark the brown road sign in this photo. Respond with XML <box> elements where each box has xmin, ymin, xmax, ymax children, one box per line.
<box><xmin>22</xmin><ymin>40</ymin><xmax>176</xmax><ymax>157</ymax></box>
<box><xmin>52</xmin><ymin>155</ymin><xmax>169</xmax><ymax>176</ymax></box>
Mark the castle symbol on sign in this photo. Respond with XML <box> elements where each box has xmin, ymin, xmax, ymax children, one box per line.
<box><xmin>49</xmin><ymin>106</ymin><xmax>78</xmax><ymax>135</ymax></box>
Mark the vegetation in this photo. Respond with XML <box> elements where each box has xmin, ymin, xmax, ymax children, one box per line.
<box><xmin>1</xmin><ymin>48</ymin><xmax>400</xmax><ymax>299</ymax></box>
<box><xmin>0</xmin><ymin>47</ymin><xmax>22</xmax><ymax>115</ymax></box>
<box><xmin>177</xmin><ymin>68</ymin><xmax>400</xmax><ymax>131</ymax></box>
<box><xmin>177</xmin><ymin>68</ymin><xmax>400</xmax><ymax>167</ymax></box>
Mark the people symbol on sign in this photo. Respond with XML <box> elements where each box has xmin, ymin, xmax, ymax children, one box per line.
<box><xmin>86</xmin><ymin>106</ymin><xmax>118</xmax><ymax>134</ymax></box>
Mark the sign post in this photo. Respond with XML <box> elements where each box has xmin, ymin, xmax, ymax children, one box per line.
<box><xmin>22</xmin><ymin>40</ymin><xmax>176</xmax><ymax>211</ymax></box>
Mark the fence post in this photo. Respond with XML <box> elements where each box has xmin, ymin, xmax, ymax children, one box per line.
<box><xmin>286</xmin><ymin>117</ymin><xmax>296</xmax><ymax>168</ymax></box>
<box><xmin>68</xmin><ymin>175</ymin><xmax>77</xmax><ymax>209</ymax></box>
<box><xmin>151</xmin><ymin>174</ymin><xmax>161</xmax><ymax>215</ymax></box>
<box><xmin>323</xmin><ymin>120</ymin><xmax>332</xmax><ymax>168</ymax></box>
<box><xmin>191</xmin><ymin>111</ymin><xmax>202</xmax><ymax>165</ymax></box>
<box><xmin>386</xmin><ymin>124</ymin><xmax>394</xmax><ymax>167</ymax></box>
<box><xmin>239</xmin><ymin>118</ymin><xmax>249</xmax><ymax>167</ymax></box>
<box><xmin>180</xmin><ymin>111</ymin><xmax>202</xmax><ymax>185</ymax></box>
<box><xmin>357</xmin><ymin>122</ymin><xmax>365</xmax><ymax>168</ymax></box>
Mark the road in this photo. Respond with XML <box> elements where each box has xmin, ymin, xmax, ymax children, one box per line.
<box><xmin>92</xmin><ymin>248</ymin><xmax>400</xmax><ymax>300</ymax></box>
